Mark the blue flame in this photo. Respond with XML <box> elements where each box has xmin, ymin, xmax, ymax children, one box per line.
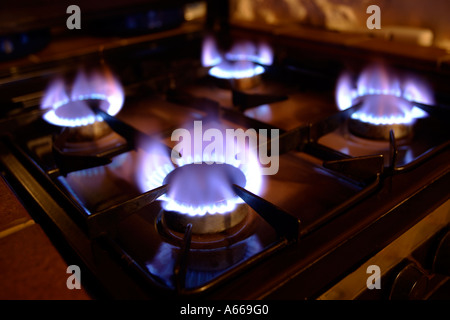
<box><xmin>43</xmin><ymin>98</ymin><xmax>104</xmax><ymax>127</ymax></box>
<box><xmin>350</xmin><ymin>106</ymin><xmax>426</xmax><ymax>125</ymax></box>
<box><xmin>224</xmin><ymin>41</ymin><xmax>273</xmax><ymax>66</ymax></box>
<box><xmin>336</xmin><ymin>64</ymin><xmax>433</xmax><ymax>125</ymax></box>
<box><xmin>41</xmin><ymin>70</ymin><xmax>124</xmax><ymax>127</ymax></box>
<box><xmin>202</xmin><ymin>36</ymin><xmax>272</xmax><ymax>80</ymax></box>
<box><xmin>208</xmin><ymin>61</ymin><xmax>265</xmax><ymax>80</ymax></box>
<box><xmin>137</xmin><ymin>124</ymin><xmax>263</xmax><ymax>217</ymax></box>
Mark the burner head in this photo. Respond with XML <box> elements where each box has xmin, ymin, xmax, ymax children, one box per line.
<box><xmin>156</xmin><ymin>206</ymin><xmax>258</xmax><ymax>273</ymax></box>
<box><xmin>163</xmin><ymin>203</ymin><xmax>248</xmax><ymax>234</ymax></box>
<box><xmin>348</xmin><ymin>95</ymin><xmax>416</xmax><ymax>140</ymax></box>
<box><xmin>231</xmin><ymin>73</ymin><xmax>262</xmax><ymax>91</ymax></box>
<box><xmin>161</xmin><ymin>162</ymin><xmax>248</xmax><ymax>234</ymax></box>
<box><xmin>62</xmin><ymin>119</ymin><xmax>112</xmax><ymax>143</ymax></box>
<box><xmin>53</xmin><ymin>100</ymin><xmax>112</xmax><ymax>142</ymax></box>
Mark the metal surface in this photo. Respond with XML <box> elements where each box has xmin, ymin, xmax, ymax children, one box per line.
<box><xmin>231</xmin><ymin>89</ymin><xmax>288</xmax><ymax>111</ymax></box>
<box><xmin>318</xmin><ymin>200</ymin><xmax>450</xmax><ymax>300</ymax></box>
<box><xmin>88</xmin><ymin>184</ymin><xmax>169</xmax><ymax>237</ymax></box>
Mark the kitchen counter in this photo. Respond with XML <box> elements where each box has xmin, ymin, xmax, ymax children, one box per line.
<box><xmin>0</xmin><ymin>176</ymin><xmax>91</xmax><ymax>300</ymax></box>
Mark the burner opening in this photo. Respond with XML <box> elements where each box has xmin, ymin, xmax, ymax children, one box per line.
<box><xmin>162</xmin><ymin>162</ymin><xmax>248</xmax><ymax>234</ymax></box>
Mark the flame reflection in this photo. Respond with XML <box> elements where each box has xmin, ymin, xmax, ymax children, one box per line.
<box><xmin>146</xmin><ymin>235</ymin><xmax>263</xmax><ymax>289</ymax></box>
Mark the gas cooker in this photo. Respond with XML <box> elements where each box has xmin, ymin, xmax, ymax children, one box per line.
<box><xmin>0</xmin><ymin>7</ymin><xmax>449</xmax><ymax>300</ymax></box>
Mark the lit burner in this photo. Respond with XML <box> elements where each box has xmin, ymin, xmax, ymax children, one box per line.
<box><xmin>137</xmin><ymin>121</ymin><xmax>264</xmax><ymax>234</ymax></box>
<box><xmin>336</xmin><ymin>63</ymin><xmax>433</xmax><ymax>139</ymax></box>
<box><xmin>162</xmin><ymin>162</ymin><xmax>249</xmax><ymax>234</ymax></box>
<box><xmin>41</xmin><ymin>68</ymin><xmax>124</xmax><ymax>128</ymax></box>
<box><xmin>202</xmin><ymin>36</ymin><xmax>273</xmax><ymax>90</ymax></box>
<box><xmin>163</xmin><ymin>163</ymin><xmax>246</xmax><ymax>212</ymax></box>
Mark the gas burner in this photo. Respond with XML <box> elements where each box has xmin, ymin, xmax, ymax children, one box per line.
<box><xmin>336</xmin><ymin>63</ymin><xmax>432</xmax><ymax>140</ymax></box>
<box><xmin>136</xmin><ymin>121</ymin><xmax>264</xmax><ymax>235</ymax></box>
<box><xmin>48</xmin><ymin>98</ymin><xmax>127</xmax><ymax>157</ymax></box>
<box><xmin>41</xmin><ymin>69</ymin><xmax>124</xmax><ymax>128</ymax></box>
<box><xmin>201</xmin><ymin>37</ymin><xmax>273</xmax><ymax>90</ymax></box>
<box><xmin>39</xmin><ymin>68</ymin><xmax>126</xmax><ymax>156</ymax></box>
<box><xmin>348</xmin><ymin>95</ymin><xmax>417</xmax><ymax>140</ymax></box>
<box><xmin>161</xmin><ymin>162</ymin><xmax>248</xmax><ymax>234</ymax></box>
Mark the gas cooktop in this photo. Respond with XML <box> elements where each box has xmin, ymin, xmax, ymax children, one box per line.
<box><xmin>0</xmin><ymin>16</ymin><xmax>449</xmax><ymax>300</ymax></box>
